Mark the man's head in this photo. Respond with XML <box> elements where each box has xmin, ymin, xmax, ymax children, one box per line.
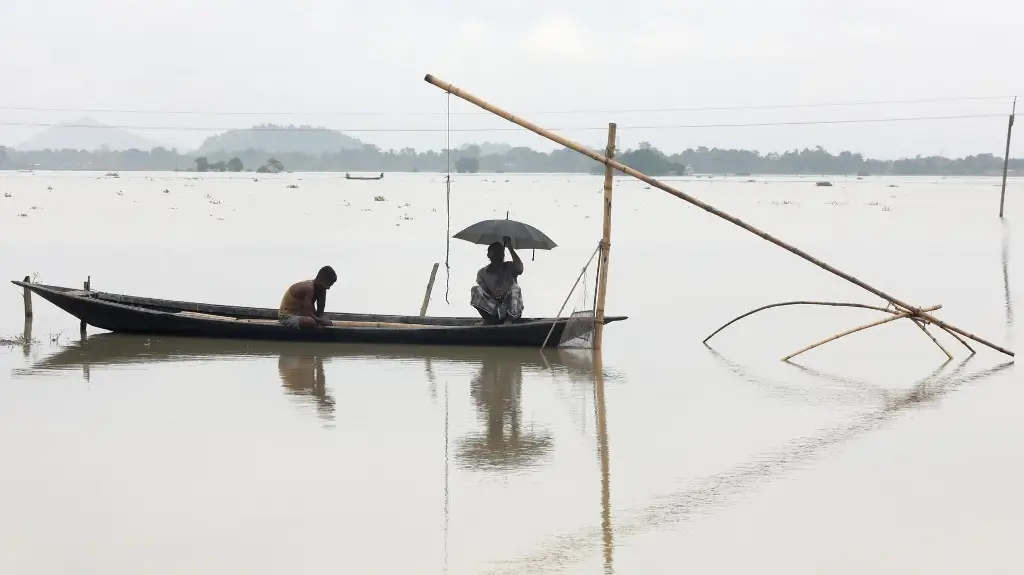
<box><xmin>487</xmin><ymin>241</ymin><xmax>505</xmax><ymax>264</ymax></box>
<box><xmin>314</xmin><ymin>265</ymin><xmax>337</xmax><ymax>289</ymax></box>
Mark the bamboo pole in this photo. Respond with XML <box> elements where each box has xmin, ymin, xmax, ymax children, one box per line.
<box><xmin>783</xmin><ymin>305</ymin><xmax>941</xmax><ymax>361</ymax></box>
<box><xmin>420</xmin><ymin>262</ymin><xmax>440</xmax><ymax>316</ymax></box>
<box><xmin>999</xmin><ymin>97</ymin><xmax>1016</xmax><ymax>219</ymax></box>
<box><xmin>22</xmin><ymin>275</ymin><xmax>32</xmax><ymax>318</ymax></box>
<box><xmin>594</xmin><ymin>123</ymin><xmax>617</xmax><ymax>351</ymax></box>
<box><xmin>424</xmin><ymin>73</ymin><xmax>1014</xmax><ymax>359</ymax></box>
<box><xmin>81</xmin><ymin>276</ymin><xmax>90</xmax><ymax>333</ymax></box>
<box><xmin>704</xmin><ymin>300</ymin><xmax>909</xmax><ymax>344</ymax></box>
<box><xmin>910</xmin><ymin>318</ymin><xmax>953</xmax><ymax>360</ymax></box>
<box><xmin>22</xmin><ymin>318</ymin><xmax>33</xmax><ymax>358</ymax></box>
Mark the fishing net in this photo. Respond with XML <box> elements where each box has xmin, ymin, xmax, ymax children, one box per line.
<box><xmin>556</xmin><ymin>244</ymin><xmax>602</xmax><ymax>349</ymax></box>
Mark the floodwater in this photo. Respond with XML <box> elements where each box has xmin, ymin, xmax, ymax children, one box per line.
<box><xmin>0</xmin><ymin>170</ymin><xmax>1021</xmax><ymax>574</ymax></box>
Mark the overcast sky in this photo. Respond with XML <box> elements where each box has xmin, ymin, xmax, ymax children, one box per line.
<box><xmin>1</xmin><ymin>0</ymin><xmax>1020</xmax><ymax>158</ymax></box>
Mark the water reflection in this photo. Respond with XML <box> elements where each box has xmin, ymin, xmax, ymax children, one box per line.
<box><xmin>485</xmin><ymin>355</ymin><xmax>1012</xmax><ymax>575</ymax></box>
<box><xmin>1002</xmin><ymin>225</ymin><xmax>1014</xmax><ymax>333</ymax></box>
<box><xmin>593</xmin><ymin>354</ymin><xmax>614</xmax><ymax>575</ymax></box>
<box><xmin>25</xmin><ymin>334</ymin><xmax>619</xmax><ymax>571</ymax></box>
<box><xmin>455</xmin><ymin>355</ymin><xmax>553</xmax><ymax>471</ymax></box>
<box><xmin>278</xmin><ymin>353</ymin><xmax>335</xmax><ymax>422</ymax></box>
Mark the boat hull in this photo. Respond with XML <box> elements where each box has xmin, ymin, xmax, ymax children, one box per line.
<box><xmin>13</xmin><ymin>282</ymin><xmax>626</xmax><ymax>348</ymax></box>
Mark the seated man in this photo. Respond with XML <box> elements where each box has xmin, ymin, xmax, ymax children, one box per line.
<box><xmin>278</xmin><ymin>266</ymin><xmax>338</xmax><ymax>329</ymax></box>
<box><xmin>470</xmin><ymin>238</ymin><xmax>524</xmax><ymax>325</ymax></box>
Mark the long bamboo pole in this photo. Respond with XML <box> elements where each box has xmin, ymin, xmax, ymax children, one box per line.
<box><xmin>999</xmin><ymin>97</ymin><xmax>1016</xmax><ymax>219</ymax></box>
<box><xmin>594</xmin><ymin>123</ymin><xmax>617</xmax><ymax>351</ymax></box>
<box><xmin>423</xmin><ymin>74</ymin><xmax>1014</xmax><ymax>359</ymax></box>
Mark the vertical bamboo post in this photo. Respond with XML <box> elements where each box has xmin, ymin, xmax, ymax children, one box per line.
<box><xmin>81</xmin><ymin>276</ymin><xmax>90</xmax><ymax>333</ymax></box>
<box><xmin>999</xmin><ymin>97</ymin><xmax>1016</xmax><ymax>218</ymax></box>
<box><xmin>594</xmin><ymin>123</ymin><xmax>617</xmax><ymax>350</ymax></box>
<box><xmin>22</xmin><ymin>275</ymin><xmax>32</xmax><ymax>318</ymax></box>
<box><xmin>420</xmin><ymin>263</ymin><xmax>439</xmax><ymax>316</ymax></box>
<box><xmin>22</xmin><ymin>318</ymin><xmax>33</xmax><ymax>358</ymax></box>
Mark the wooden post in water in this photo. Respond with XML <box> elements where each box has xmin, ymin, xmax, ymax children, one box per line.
<box><xmin>81</xmin><ymin>276</ymin><xmax>90</xmax><ymax>333</ymax></box>
<box><xmin>423</xmin><ymin>73</ymin><xmax>1014</xmax><ymax>358</ymax></box>
<box><xmin>594</xmin><ymin>123</ymin><xmax>617</xmax><ymax>351</ymax></box>
<box><xmin>999</xmin><ymin>97</ymin><xmax>1016</xmax><ymax>219</ymax></box>
<box><xmin>22</xmin><ymin>276</ymin><xmax>32</xmax><ymax>318</ymax></box>
<box><xmin>420</xmin><ymin>263</ymin><xmax>439</xmax><ymax>316</ymax></box>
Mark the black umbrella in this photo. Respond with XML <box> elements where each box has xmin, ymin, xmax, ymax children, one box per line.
<box><xmin>453</xmin><ymin>218</ymin><xmax>557</xmax><ymax>250</ymax></box>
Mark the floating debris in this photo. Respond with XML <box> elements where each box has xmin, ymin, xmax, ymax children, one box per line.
<box><xmin>374</xmin><ymin>195</ymin><xmax>386</xmax><ymax>202</ymax></box>
<box><xmin>815</xmin><ymin>181</ymin><xmax>833</xmax><ymax>187</ymax></box>
<box><xmin>163</xmin><ymin>189</ymin><xmax>170</xmax><ymax>194</ymax></box>
<box><xmin>286</xmin><ymin>184</ymin><xmax>299</xmax><ymax>189</ymax></box>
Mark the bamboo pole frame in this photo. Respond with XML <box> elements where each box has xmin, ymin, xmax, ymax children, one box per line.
<box><xmin>423</xmin><ymin>73</ymin><xmax>1014</xmax><ymax>360</ymax></box>
<box><xmin>594</xmin><ymin>123</ymin><xmax>617</xmax><ymax>351</ymax></box>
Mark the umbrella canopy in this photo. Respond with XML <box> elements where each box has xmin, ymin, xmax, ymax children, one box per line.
<box><xmin>453</xmin><ymin>219</ymin><xmax>557</xmax><ymax>250</ymax></box>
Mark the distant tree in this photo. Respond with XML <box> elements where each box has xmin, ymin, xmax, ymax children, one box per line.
<box><xmin>455</xmin><ymin>156</ymin><xmax>479</xmax><ymax>173</ymax></box>
<box><xmin>209</xmin><ymin>160</ymin><xmax>227</xmax><ymax>172</ymax></box>
<box><xmin>267</xmin><ymin>158</ymin><xmax>284</xmax><ymax>173</ymax></box>
<box><xmin>226</xmin><ymin>157</ymin><xmax>244</xmax><ymax>172</ymax></box>
<box><xmin>194</xmin><ymin>156</ymin><xmax>209</xmax><ymax>172</ymax></box>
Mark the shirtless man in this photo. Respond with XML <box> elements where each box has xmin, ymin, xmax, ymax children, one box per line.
<box><xmin>278</xmin><ymin>266</ymin><xmax>338</xmax><ymax>329</ymax></box>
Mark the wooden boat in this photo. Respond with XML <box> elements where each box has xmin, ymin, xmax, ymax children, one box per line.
<box><xmin>13</xmin><ymin>281</ymin><xmax>626</xmax><ymax>347</ymax></box>
<box><xmin>345</xmin><ymin>172</ymin><xmax>384</xmax><ymax>180</ymax></box>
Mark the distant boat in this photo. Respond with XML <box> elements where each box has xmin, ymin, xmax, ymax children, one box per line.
<box><xmin>815</xmin><ymin>181</ymin><xmax>833</xmax><ymax>187</ymax></box>
<box><xmin>345</xmin><ymin>172</ymin><xmax>384</xmax><ymax>180</ymax></box>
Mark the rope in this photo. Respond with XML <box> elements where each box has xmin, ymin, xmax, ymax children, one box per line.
<box><xmin>444</xmin><ymin>91</ymin><xmax>451</xmax><ymax>304</ymax></box>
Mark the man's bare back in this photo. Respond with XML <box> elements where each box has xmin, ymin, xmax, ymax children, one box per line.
<box><xmin>278</xmin><ymin>266</ymin><xmax>338</xmax><ymax>329</ymax></box>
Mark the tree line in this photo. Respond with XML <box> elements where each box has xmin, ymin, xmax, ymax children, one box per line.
<box><xmin>0</xmin><ymin>142</ymin><xmax>1020</xmax><ymax>176</ymax></box>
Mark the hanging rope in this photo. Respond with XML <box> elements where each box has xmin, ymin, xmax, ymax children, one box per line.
<box><xmin>444</xmin><ymin>91</ymin><xmax>452</xmax><ymax>304</ymax></box>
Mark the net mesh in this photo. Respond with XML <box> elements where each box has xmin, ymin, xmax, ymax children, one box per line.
<box><xmin>557</xmin><ymin>246</ymin><xmax>601</xmax><ymax>349</ymax></box>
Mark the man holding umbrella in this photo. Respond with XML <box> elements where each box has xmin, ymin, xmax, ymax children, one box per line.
<box><xmin>470</xmin><ymin>237</ymin><xmax>525</xmax><ymax>325</ymax></box>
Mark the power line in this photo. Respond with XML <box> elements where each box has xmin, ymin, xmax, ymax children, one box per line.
<box><xmin>0</xmin><ymin>95</ymin><xmax>1017</xmax><ymax>117</ymax></box>
<box><xmin>0</xmin><ymin>114</ymin><xmax>1007</xmax><ymax>133</ymax></box>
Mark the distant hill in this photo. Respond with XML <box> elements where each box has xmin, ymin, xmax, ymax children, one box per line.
<box><xmin>17</xmin><ymin>118</ymin><xmax>164</xmax><ymax>151</ymax></box>
<box><xmin>195</xmin><ymin>124</ymin><xmax>365</xmax><ymax>155</ymax></box>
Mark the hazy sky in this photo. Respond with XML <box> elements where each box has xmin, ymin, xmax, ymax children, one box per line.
<box><xmin>1</xmin><ymin>0</ymin><xmax>1020</xmax><ymax>158</ymax></box>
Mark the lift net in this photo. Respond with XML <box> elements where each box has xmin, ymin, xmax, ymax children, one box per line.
<box><xmin>557</xmin><ymin>245</ymin><xmax>602</xmax><ymax>349</ymax></box>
